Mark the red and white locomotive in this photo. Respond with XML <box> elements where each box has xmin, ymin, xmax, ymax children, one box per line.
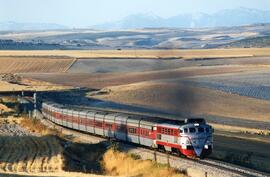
<box><xmin>42</xmin><ymin>102</ymin><xmax>213</xmax><ymax>158</ymax></box>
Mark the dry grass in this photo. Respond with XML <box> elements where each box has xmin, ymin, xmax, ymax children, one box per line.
<box><xmin>0</xmin><ymin>172</ymin><xmax>113</xmax><ymax>177</ymax></box>
<box><xmin>102</xmin><ymin>149</ymin><xmax>186</xmax><ymax>177</ymax></box>
<box><xmin>0</xmin><ymin>79</ymin><xmax>70</xmax><ymax>92</ymax></box>
<box><xmin>0</xmin><ymin>48</ymin><xmax>270</xmax><ymax>59</ymax></box>
<box><xmin>0</xmin><ymin>104</ymin><xmax>13</xmax><ymax>113</ymax></box>
<box><xmin>19</xmin><ymin>118</ymin><xmax>59</xmax><ymax>136</ymax></box>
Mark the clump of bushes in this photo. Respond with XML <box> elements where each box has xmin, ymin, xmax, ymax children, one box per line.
<box><xmin>20</xmin><ymin>117</ymin><xmax>58</xmax><ymax>135</ymax></box>
<box><xmin>102</xmin><ymin>148</ymin><xmax>186</xmax><ymax>177</ymax></box>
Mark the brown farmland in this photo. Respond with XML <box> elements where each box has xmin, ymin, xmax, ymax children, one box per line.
<box><xmin>0</xmin><ymin>48</ymin><xmax>270</xmax><ymax>59</ymax></box>
<box><xmin>0</xmin><ymin>57</ymin><xmax>75</xmax><ymax>73</ymax></box>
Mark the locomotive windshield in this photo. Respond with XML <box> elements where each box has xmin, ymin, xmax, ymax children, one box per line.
<box><xmin>198</xmin><ymin>127</ymin><xmax>204</xmax><ymax>133</ymax></box>
<box><xmin>189</xmin><ymin>127</ymin><xmax>196</xmax><ymax>133</ymax></box>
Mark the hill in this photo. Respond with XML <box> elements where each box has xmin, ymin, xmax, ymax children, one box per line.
<box><xmin>221</xmin><ymin>36</ymin><xmax>270</xmax><ymax>48</ymax></box>
<box><xmin>1</xmin><ymin>24</ymin><xmax>270</xmax><ymax>49</ymax></box>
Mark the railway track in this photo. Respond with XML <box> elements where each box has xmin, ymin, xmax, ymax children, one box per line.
<box><xmin>41</xmin><ymin>117</ymin><xmax>269</xmax><ymax>177</ymax></box>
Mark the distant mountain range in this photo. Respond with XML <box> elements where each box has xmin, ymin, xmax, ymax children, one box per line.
<box><xmin>1</xmin><ymin>8</ymin><xmax>270</xmax><ymax>31</ymax></box>
<box><xmin>0</xmin><ymin>21</ymin><xmax>67</xmax><ymax>31</ymax></box>
<box><xmin>94</xmin><ymin>7</ymin><xmax>270</xmax><ymax>29</ymax></box>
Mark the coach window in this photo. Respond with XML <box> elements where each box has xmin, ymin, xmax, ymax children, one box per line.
<box><xmin>206</xmin><ymin>128</ymin><xmax>209</xmax><ymax>133</ymax></box>
<box><xmin>105</xmin><ymin>123</ymin><xmax>112</xmax><ymax>129</ymax></box>
<box><xmin>189</xmin><ymin>128</ymin><xmax>196</xmax><ymax>133</ymax></box>
<box><xmin>169</xmin><ymin>129</ymin><xmax>173</xmax><ymax>135</ymax></box>
<box><xmin>128</xmin><ymin>127</ymin><xmax>136</xmax><ymax>134</ymax></box>
<box><xmin>184</xmin><ymin>128</ymin><xmax>188</xmax><ymax>133</ymax></box>
<box><xmin>95</xmin><ymin>121</ymin><xmax>103</xmax><ymax>127</ymax></box>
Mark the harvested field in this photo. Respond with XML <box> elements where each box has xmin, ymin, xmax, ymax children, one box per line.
<box><xmin>182</xmin><ymin>70</ymin><xmax>270</xmax><ymax>101</ymax></box>
<box><xmin>0</xmin><ymin>135</ymin><xmax>64</xmax><ymax>173</ymax></box>
<box><xmin>22</xmin><ymin>65</ymin><xmax>270</xmax><ymax>89</ymax></box>
<box><xmin>68</xmin><ymin>57</ymin><xmax>270</xmax><ymax>74</ymax></box>
<box><xmin>0</xmin><ymin>57</ymin><xmax>75</xmax><ymax>73</ymax></box>
<box><xmin>91</xmin><ymin>81</ymin><xmax>270</xmax><ymax>123</ymax></box>
<box><xmin>1</xmin><ymin>48</ymin><xmax>270</xmax><ymax>59</ymax></box>
<box><xmin>0</xmin><ymin>118</ymin><xmax>63</xmax><ymax>173</ymax></box>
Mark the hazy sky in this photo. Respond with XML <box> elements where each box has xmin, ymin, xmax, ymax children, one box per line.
<box><xmin>1</xmin><ymin>0</ymin><xmax>270</xmax><ymax>27</ymax></box>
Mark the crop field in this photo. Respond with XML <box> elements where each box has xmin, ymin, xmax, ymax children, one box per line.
<box><xmin>23</xmin><ymin>65</ymin><xmax>270</xmax><ymax>89</ymax></box>
<box><xmin>183</xmin><ymin>70</ymin><xmax>270</xmax><ymax>101</ymax></box>
<box><xmin>0</xmin><ymin>48</ymin><xmax>270</xmax><ymax>59</ymax></box>
<box><xmin>90</xmin><ymin>80</ymin><xmax>270</xmax><ymax>123</ymax></box>
<box><xmin>0</xmin><ymin>57</ymin><xmax>75</xmax><ymax>73</ymax></box>
<box><xmin>0</xmin><ymin>135</ymin><xmax>63</xmax><ymax>173</ymax></box>
<box><xmin>68</xmin><ymin>57</ymin><xmax>270</xmax><ymax>74</ymax></box>
<box><xmin>0</xmin><ymin>119</ymin><xmax>63</xmax><ymax>173</ymax></box>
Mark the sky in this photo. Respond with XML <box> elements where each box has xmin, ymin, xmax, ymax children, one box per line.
<box><xmin>1</xmin><ymin>0</ymin><xmax>270</xmax><ymax>27</ymax></box>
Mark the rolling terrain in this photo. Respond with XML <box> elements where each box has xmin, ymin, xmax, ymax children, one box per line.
<box><xmin>0</xmin><ymin>49</ymin><xmax>269</xmax><ymax>174</ymax></box>
<box><xmin>0</xmin><ymin>24</ymin><xmax>270</xmax><ymax>49</ymax></box>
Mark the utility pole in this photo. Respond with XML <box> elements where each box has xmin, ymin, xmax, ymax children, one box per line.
<box><xmin>154</xmin><ymin>148</ymin><xmax>157</xmax><ymax>162</ymax></box>
<box><xmin>167</xmin><ymin>151</ymin><xmax>170</xmax><ymax>169</ymax></box>
<box><xmin>33</xmin><ymin>92</ymin><xmax>37</xmax><ymax>118</ymax></box>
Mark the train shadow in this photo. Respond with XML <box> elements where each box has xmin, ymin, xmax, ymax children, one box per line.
<box><xmin>62</xmin><ymin>139</ymin><xmax>108</xmax><ymax>174</ymax></box>
<box><xmin>36</xmin><ymin>88</ymin><xmax>187</xmax><ymax>119</ymax></box>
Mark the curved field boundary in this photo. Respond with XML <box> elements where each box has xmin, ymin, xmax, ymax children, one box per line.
<box><xmin>64</xmin><ymin>58</ymin><xmax>77</xmax><ymax>73</ymax></box>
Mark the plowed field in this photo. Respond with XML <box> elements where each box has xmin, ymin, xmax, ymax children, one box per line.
<box><xmin>0</xmin><ymin>57</ymin><xmax>75</xmax><ymax>73</ymax></box>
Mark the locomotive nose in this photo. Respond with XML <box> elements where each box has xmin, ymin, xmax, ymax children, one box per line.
<box><xmin>194</xmin><ymin>146</ymin><xmax>203</xmax><ymax>157</ymax></box>
<box><xmin>191</xmin><ymin>138</ymin><xmax>206</xmax><ymax>157</ymax></box>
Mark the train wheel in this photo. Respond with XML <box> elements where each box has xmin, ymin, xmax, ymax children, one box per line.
<box><xmin>157</xmin><ymin>145</ymin><xmax>165</xmax><ymax>152</ymax></box>
<box><xmin>171</xmin><ymin>148</ymin><xmax>180</xmax><ymax>156</ymax></box>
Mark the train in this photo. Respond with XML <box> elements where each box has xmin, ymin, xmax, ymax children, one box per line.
<box><xmin>41</xmin><ymin>102</ymin><xmax>213</xmax><ymax>158</ymax></box>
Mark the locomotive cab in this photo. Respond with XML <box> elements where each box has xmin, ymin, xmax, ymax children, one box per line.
<box><xmin>179</xmin><ymin>120</ymin><xmax>213</xmax><ymax>158</ymax></box>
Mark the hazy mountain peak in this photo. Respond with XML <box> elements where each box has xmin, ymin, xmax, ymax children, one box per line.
<box><xmin>94</xmin><ymin>7</ymin><xmax>270</xmax><ymax>29</ymax></box>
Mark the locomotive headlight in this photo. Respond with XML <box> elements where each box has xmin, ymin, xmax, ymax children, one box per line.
<box><xmin>181</xmin><ymin>137</ymin><xmax>191</xmax><ymax>145</ymax></box>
